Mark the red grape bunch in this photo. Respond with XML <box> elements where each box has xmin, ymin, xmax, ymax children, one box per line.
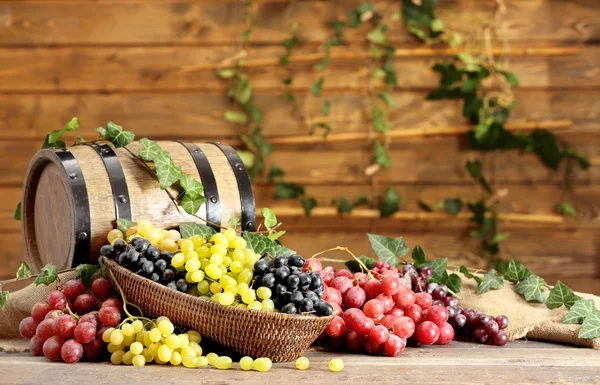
<box><xmin>19</xmin><ymin>276</ymin><xmax>123</xmax><ymax>363</ymax></box>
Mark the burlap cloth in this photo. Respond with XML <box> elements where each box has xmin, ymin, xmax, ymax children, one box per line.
<box><xmin>1</xmin><ymin>270</ymin><xmax>598</xmax><ymax>352</ymax></box>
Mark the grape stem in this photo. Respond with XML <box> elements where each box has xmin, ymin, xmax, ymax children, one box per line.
<box><xmin>311</xmin><ymin>246</ymin><xmax>374</xmax><ymax>280</ymax></box>
<box><xmin>64</xmin><ymin>304</ymin><xmax>80</xmax><ymax>320</ymax></box>
<box><xmin>107</xmin><ymin>267</ymin><xmax>145</xmax><ymax>319</ymax></box>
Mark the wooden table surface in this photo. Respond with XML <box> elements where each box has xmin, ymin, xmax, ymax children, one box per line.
<box><xmin>1</xmin><ymin>341</ymin><xmax>599</xmax><ymax>385</ymax></box>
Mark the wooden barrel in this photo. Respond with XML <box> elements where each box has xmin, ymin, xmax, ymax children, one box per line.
<box><xmin>21</xmin><ymin>141</ymin><xmax>255</xmax><ymax>273</ymax></box>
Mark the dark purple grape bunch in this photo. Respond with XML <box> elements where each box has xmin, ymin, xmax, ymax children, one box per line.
<box><xmin>402</xmin><ymin>263</ymin><xmax>432</xmax><ymax>292</ymax></box>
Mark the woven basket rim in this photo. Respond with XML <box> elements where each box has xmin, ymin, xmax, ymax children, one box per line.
<box><xmin>104</xmin><ymin>257</ymin><xmax>332</xmax><ymax>322</ymax></box>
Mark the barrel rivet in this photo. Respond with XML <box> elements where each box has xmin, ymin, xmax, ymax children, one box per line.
<box><xmin>210</xmin><ymin>196</ymin><xmax>218</xmax><ymax>204</ymax></box>
<box><xmin>69</xmin><ymin>172</ymin><xmax>77</xmax><ymax>179</ymax></box>
<box><xmin>101</xmin><ymin>147</ymin><xmax>110</xmax><ymax>154</ymax></box>
<box><xmin>246</xmin><ymin>222</ymin><xmax>254</xmax><ymax>230</ymax></box>
<box><xmin>193</xmin><ymin>148</ymin><xmax>199</xmax><ymax>153</ymax></box>
<box><xmin>78</xmin><ymin>232</ymin><xmax>88</xmax><ymax>240</ymax></box>
<box><xmin>118</xmin><ymin>195</ymin><xmax>128</xmax><ymax>204</ymax></box>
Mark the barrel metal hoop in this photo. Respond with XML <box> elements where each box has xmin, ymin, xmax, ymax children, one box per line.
<box><xmin>174</xmin><ymin>141</ymin><xmax>221</xmax><ymax>231</ymax></box>
<box><xmin>85</xmin><ymin>143</ymin><xmax>132</xmax><ymax>221</ymax></box>
<box><xmin>209</xmin><ymin>142</ymin><xmax>256</xmax><ymax>232</ymax></box>
<box><xmin>55</xmin><ymin>148</ymin><xmax>91</xmax><ymax>266</ymax></box>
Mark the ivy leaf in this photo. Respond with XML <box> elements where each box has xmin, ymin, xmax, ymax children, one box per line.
<box><xmin>96</xmin><ymin>127</ymin><xmax>106</xmax><ymax>137</ymax></box>
<box><xmin>446</xmin><ymin>273</ymin><xmax>462</xmax><ymax>293</ymax></box>
<box><xmin>179</xmin><ymin>222</ymin><xmax>217</xmax><ymax>240</ymax></box>
<box><xmin>379</xmin><ymin>186</ymin><xmax>400</xmax><ymax>217</ymax></box>
<box><xmin>104</xmin><ymin>122</ymin><xmax>135</xmax><ymax>148</ymax></box>
<box><xmin>563</xmin><ymin>298</ymin><xmax>596</xmax><ymax>324</ymax></box>
<box><xmin>267</xmin><ymin>165</ymin><xmax>285</xmax><ymax>183</ymax></box>
<box><xmin>411</xmin><ymin>245</ymin><xmax>427</xmax><ymax>268</ymax></box>
<box><xmin>301</xmin><ymin>197</ymin><xmax>317</xmax><ymax>216</ymax></box>
<box><xmin>138</xmin><ymin>138</ymin><xmax>161</xmax><ymax>161</ymax></box>
<box><xmin>237</xmin><ymin>150</ymin><xmax>255</xmax><ymax>169</ymax></box>
<box><xmin>224</xmin><ymin>110</ymin><xmax>249</xmax><ymax>125</ymax></box>
<box><xmin>489</xmin><ymin>231</ymin><xmax>510</xmax><ymax>245</ymax></box>
<box><xmin>558</xmin><ymin>202</ymin><xmax>576</xmax><ymax>217</ymax></box>
<box><xmin>430</xmin><ymin>18</ymin><xmax>444</xmax><ymax>33</ymax></box>
<box><xmin>427</xmin><ymin>258</ymin><xmax>449</xmax><ymax>284</ymax></box>
<box><xmin>154</xmin><ymin>150</ymin><xmax>183</xmax><ymax>189</ymax></box>
<box><xmin>230</xmin><ymin>76</ymin><xmax>253</xmax><ymax>105</ymax></box>
<box><xmin>311</xmin><ymin>77</ymin><xmax>324</xmax><ymax>97</ymax></box>
<box><xmin>443</xmin><ymin>198</ymin><xmax>463</xmax><ymax>216</ymax></box>
<box><xmin>98</xmin><ymin>256</ymin><xmax>108</xmax><ymax>278</ymax></box>
<box><xmin>578</xmin><ymin>311</ymin><xmax>600</xmax><ymax>339</ymax></box>
<box><xmin>228</xmin><ymin>217</ymin><xmax>241</xmax><ymax>229</ymax></box>
<box><xmin>477</xmin><ymin>269</ymin><xmax>504</xmax><ymax>294</ymax></box>
<box><xmin>116</xmin><ymin>218</ymin><xmax>137</xmax><ymax>234</ymax></box>
<box><xmin>338</xmin><ymin>198</ymin><xmax>353</xmax><ymax>214</ymax></box>
<box><xmin>274</xmin><ymin>182</ymin><xmax>305</xmax><ymax>199</ymax></box>
<box><xmin>16</xmin><ymin>262</ymin><xmax>31</xmax><ymax>281</ymax></box>
<box><xmin>373</xmin><ymin>108</ymin><xmax>388</xmax><ymax>133</ymax></box>
<box><xmin>504</xmin><ymin>259</ymin><xmax>532</xmax><ymax>284</ymax></box>
<box><xmin>459</xmin><ymin>265</ymin><xmax>482</xmax><ymax>285</ymax></box>
<box><xmin>563</xmin><ymin>147</ymin><xmax>590</xmax><ymax>170</ymax></box>
<box><xmin>353</xmin><ymin>196</ymin><xmax>369</xmax><ymax>207</ymax></box>
<box><xmin>528</xmin><ymin>130</ymin><xmax>563</xmax><ymax>171</ymax></box>
<box><xmin>34</xmin><ymin>264</ymin><xmax>58</xmax><ymax>286</ymax></box>
<box><xmin>514</xmin><ymin>274</ymin><xmax>547</xmax><ymax>303</ymax></box>
<box><xmin>465</xmin><ymin>160</ymin><xmax>492</xmax><ymax>193</ymax></box>
<box><xmin>242</xmin><ymin>232</ymin><xmax>296</xmax><ymax>257</ymax></box>
<box><xmin>498</xmin><ymin>70</ymin><xmax>520</xmax><ymax>88</ymax></box>
<box><xmin>418</xmin><ymin>200</ymin><xmax>432</xmax><ymax>212</ymax></box>
<box><xmin>366</xmin><ymin>26</ymin><xmax>387</xmax><ymax>45</ymax></box>
<box><xmin>367</xmin><ymin>233</ymin><xmax>409</xmax><ymax>267</ymax></box>
<box><xmin>374</xmin><ymin>140</ymin><xmax>391</xmax><ymax>168</ymax></box>
<box><xmin>245</xmin><ymin>104</ymin><xmax>263</xmax><ymax>125</ymax></box>
<box><xmin>180</xmin><ymin>193</ymin><xmax>206</xmax><ymax>215</ymax></box>
<box><xmin>180</xmin><ymin>174</ymin><xmax>204</xmax><ymax>198</ymax></box>
<box><xmin>14</xmin><ymin>202</ymin><xmax>21</xmax><ymax>221</ymax></box>
<box><xmin>345</xmin><ymin>256</ymin><xmax>377</xmax><ymax>273</ymax></box>
<box><xmin>546</xmin><ymin>281</ymin><xmax>578</xmax><ymax>310</ymax></box>
<box><xmin>267</xmin><ymin>230</ymin><xmax>286</xmax><ymax>242</ymax></box>
<box><xmin>321</xmin><ymin>99</ymin><xmax>331</xmax><ymax>116</ymax></box>
<box><xmin>75</xmin><ymin>264</ymin><xmax>99</xmax><ymax>286</ymax></box>
<box><xmin>261</xmin><ymin>207</ymin><xmax>277</xmax><ymax>229</ymax></box>
<box><xmin>0</xmin><ymin>291</ymin><xmax>8</xmax><ymax>311</ymax></box>
<box><xmin>378</xmin><ymin>91</ymin><xmax>396</xmax><ymax>107</ymax></box>
<box><xmin>216</xmin><ymin>68</ymin><xmax>237</xmax><ymax>79</ymax></box>
<box><xmin>495</xmin><ymin>259</ymin><xmax>509</xmax><ymax>274</ymax></box>
<box><xmin>76</xmin><ymin>135</ymin><xmax>85</xmax><ymax>144</ymax></box>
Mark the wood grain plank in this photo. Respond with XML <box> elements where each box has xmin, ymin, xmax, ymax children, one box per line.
<box><xmin>0</xmin><ymin>44</ymin><xmax>597</xmax><ymax>92</ymax></box>
<box><xmin>0</xmin><ymin>1</ymin><xmax>598</xmax><ymax>46</ymax></box>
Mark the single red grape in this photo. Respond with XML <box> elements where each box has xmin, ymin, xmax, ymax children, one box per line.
<box><xmin>381</xmin><ymin>277</ymin><xmax>401</xmax><ymax>296</ymax></box>
<box><xmin>342</xmin><ymin>308</ymin><xmax>363</xmax><ymax>330</ymax></box>
<box><xmin>404</xmin><ymin>304</ymin><xmax>423</xmax><ymax>324</ymax></box>
<box><xmin>19</xmin><ymin>316</ymin><xmax>39</xmax><ymax>338</ymax></box>
<box><xmin>44</xmin><ymin>310</ymin><xmax>63</xmax><ymax>321</ymax></box>
<box><xmin>384</xmin><ymin>334</ymin><xmax>406</xmax><ymax>357</ymax></box>
<box><xmin>493</xmin><ymin>330</ymin><xmax>509</xmax><ymax>346</ymax></box>
<box><xmin>436</xmin><ymin>322</ymin><xmax>454</xmax><ymax>345</ymax></box>
<box><xmin>414</xmin><ymin>292</ymin><xmax>433</xmax><ymax>310</ymax></box>
<box><xmin>98</xmin><ymin>306</ymin><xmax>121</xmax><ymax>327</ymax></box>
<box><xmin>331</xmin><ymin>302</ymin><xmax>343</xmax><ymax>317</ymax></box>
<box><xmin>334</xmin><ymin>269</ymin><xmax>353</xmax><ymax>279</ymax></box>
<box><xmin>302</xmin><ymin>258</ymin><xmax>322</xmax><ymax>272</ymax></box>
<box><xmin>61</xmin><ymin>339</ymin><xmax>84</xmax><ymax>363</ymax></box>
<box><xmin>352</xmin><ymin>272</ymin><xmax>367</xmax><ymax>287</ymax></box>
<box><xmin>415</xmin><ymin>321</ymin><xmax>440</xmax><ymax>345</ymax></box>
<box><xmin>74</xmin><ymin>294</ymin><xmax>97</xmax><ymax>315</ymax></box>
<box><xmin>53</xmin><ymin>314</ymin><xmax>77</xmax><ymax>339</ymax></box>
<box><xmin>376</xmin><ymin>294</ymin><xmax>394</xmax><ymax>313</ymax></box>
<box><xmin>99</xmin><ymin>298</ymin><xmax>123</xmax><ymax>310</ymax></box>
<box><xmin>392</xmin><ymin>316</ymin><xmax>416</xmax><ymax>339</ymax></box>
<box><xmin>496</xmin><ymin>315</ymin><xmax>509</xmax><ymax>330</ymax></box>
<box><xmin>344</xmin><ymin>286</ymin><xmax>366</xmax><ymax>309</ymax></box>
<box><xmin>74</xmin><ymin>322</ymin><xmax>96</xmax><ymax>344</ymax></box>
<box><xmin>79</xmin><ymin>312</ymin><xmax>99</xmax><ymax>329</ymax></box>
<box><xmin>42</xmin><ymin>336</ymin><xmax>64</xmax><ymax>361</ymax></box>
<box><xmin>325</xmin><ymin>316</ymin><xmax>346</xmax><ymax>338</ymax></box>
<box><xmin>29</xmin><ymin>335</ymin><xmax>44</xmax><ymax>356</ymax></box>
<box><xmin>368</xmin><ymin>325</ymin><xmax>389</xmax><ymax>345</ymax></box>
<box><xmin>380</xmin><ymin>315</ymin><xmax>398</xmax><ymax>329</ymax></box>
<box><xmin>363</xmin><ymin>339</ymin><xmax>385</xmax><ymax>355</ymax></box>
<box><xmin>363</xmin><ymin>279</ymin><xmax>383</xmax><ymax>300</ymax></box>
<box><xmin>83</xmin><ymin>339</ymin><xmax>104</xmax><ymax>361</ymax></box>
<box><xmin>345</xmin><ymin>330</ymin><xmax>365</xmax><ymax>352</ymax></box>
<box><xmin>473</xmin><ymin>328</ymin><xmax>489</xmax><ymax>344</ymax></box>
<box><xmin>36</xmin><ymin>319</ymin><xmax>55</xmax><ymax>342</ymax></box>
<box><xmin>91</xmin><ymin>277</ymin><xmax>112</xmax><ymax>300</ymax></box>
<box><xmin>324</xmin><ymin>287</ymin><xmax>342</xmax><ymax>306</ymax></box>
<box><xmin>425</xmin><ymin>305</ymin><xmax>449</xmax><ymax>326</ymax></box>
<box><xmin>352</xmin><ymin>316</ymin><xmax>375</xmax><ymax>335</ymax></box>
<box><xmin>62</xmin><ymin>280</ymin><xmax>85</xmax><ymax>301</ymax></box>
<box><xmin>485</xmin><ymin>319</ymin><xmax>499</xmax><ymax>335</ymax></box>
<box><xmin>47</xmin><ymin>290</ymin><xmax>67</xmax><ymax>310</ymax></box>
<box><xmin>31</xmin><ymin>302</ymin><xmax>52</xmax><ymax>323</ymax></box>
<box><xmin>392</xmin><ymin>285</ymin><xmax>415</xmax><ymax>309</ymax></box>
<box><xmin>388</xmin><ymin>306</ymin><xmax>404</xmax><ymax>317</ymax></box>
<box><xmin>363</xmin><ymin>299</ymin><xmax>384</xmax><ymax>320</ymax></box>
<box><xmin>331</xmin><ymin>277</ymin><xmax>353</xmax><ymax>296</ymax></box>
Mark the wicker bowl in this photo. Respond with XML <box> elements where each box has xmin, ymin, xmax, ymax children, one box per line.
<box><xmin>104</xmin><ymin>257</ymin><xmax>333</xmax><ymax>362</ymax></box>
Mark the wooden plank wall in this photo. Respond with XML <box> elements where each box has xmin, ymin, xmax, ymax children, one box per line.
<box><xmin>0</xmin><ymin>0</ymin><xmax>598</xmax><ymax>293</ymax></box>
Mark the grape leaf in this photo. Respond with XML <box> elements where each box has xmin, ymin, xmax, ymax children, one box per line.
<box><xmin>459</xmin><ymin>265</ymin><xmax>482</xmax><ymax>284</ymax></box>
<box><xmin>179</xmin><ymin>222</ymin><xmax>217</xmax><ymax>240</ymax></box>
<box><xmin>563</xmin><ymin>299</ymin><xmax>596</xmax><ymax>324</ymax></box>
<box><xmin>154</xmin><ymin>150</ymin><xmax>183</xmax><ymax>190</ymax></box>
<box><xmin>34</xmin><ymin>264</ymin><xmax>58</xmax><ymax>286</ymax></box>
<box><xmin>546</xmin><ymin>281</ymin><xmax>578</xmax><ymax>310</ymax></box>
<box><xmin>138</xmin><ymin>138</ymin><xmax>161</xmax><ymax>161</ymax></box>
<box><xmin>374</xmin><ymin>140</ymin><xmax>391</xmax><ymax>168</ymax></box>
<box><xmin>345</xmin><ymin>256</ymin><xmax>377</xmax><ymax>273</ymax></box>
<box><xmin>0</xmin><ymin>290</ymin><xmax>8</xmax><ymax>310</ymax></box>
<box><xmin>180</xmin><ymin>174</ymin><xmax>204</xmax><ymax>198</ymax></box>
<box><xmin>578</xmin><ymin>311</ymin><xmax>600</xmax><ymax>339</ymax></box>
<box><xmin>228</xmin><ymin>217</ymin><xmax>241</xmax><ymax>228</ymax></box>
<box><xmin>367</xmin><ymin>233</ymin><xmax>409</xmax><ymax>267</ymax></box>
<box><xmin>98</xmin><ymin>256</ymin><xmax>108</xmax><ymax>278</ymax></box>
<box><xmin>116</xmin><ymin>218</ymin><xmax>137</xmax><ymax>234</ymax></box>
<box><xmin>75</xmin><ymin>264</ymin><xmax>99</xmax><ymax>286</ymax></box>
<box><xmin>261</xmin><ymin>208</ymin><xmax>277</xmax><ymax>229</ymax></box>
<box><xmin>16</xmin><ymin>262</ymin><xmax>31</xmax><ymax>281</ymax></box>
<box><xmin>242</xmin><ymin>232</ymin><xmax>296</xmax><ymax>257</ymax></box>
<box><xmin>446</xmin><ymin>273</ymin><xmax>462</xmax><ymax>293</ymax></box>
<box><xmin>274</xmin><ymin>182</ymin><xmax>304</xmax><ymax>199</ymax></box>
<box><xmin>443</xmin><ymin>198</ymin><xmax>463</xmax><ymax>216</ymax></box>
<box><xmin>104</xmin><ymin>122</ymin><xmax>135</xmax><ymax>148</ymax></box>
<box><xmin>514</xmin><ymin>274</ymin><xmax>547</xmax><ymax>303</ymax></box>
<box><xmin>427</xmin><ymin>258</ymin><xmax>449</xmax><ymax>284</ymax></box>
<box><xmin>224</xmin><ymin>110</ymin><xmax>249</xmax><ymax>125</ymax></box>
<box><xmin>338</xmin><ymin>198</ymin><xmax>353</xmax><ymax>214</ymax></box>
<box><xmin>180</xmin><ymin>193</ymin><xmax>206</xmax><ymax>215</ymax></box>
<box><xmin>301</xmin><ymin>197</ymin><xmax>317</xmax><ymax>216</ymax></box>
<box><xmin>14</xmin><ymin>202</ymin><xmax>21</xmax><ymax>221</ymax></box>
<box><xmin>477</xmin><ymin>269</ymin><xmax>504</xmax><ymax>294</ymax></box>
<box><xmin>411</xmin><ymin>245</ymin><xmax>427</xmax><ymax>268</ymax></box>
<box><xmin>379</xmin><ymin>186</ymin><xmax>400</xmax><ymax>217</ymax></box>
<box><xmin>504</xmin><ymin>259</ymin><xmax>532</xmax><ymax>284</ymax></box>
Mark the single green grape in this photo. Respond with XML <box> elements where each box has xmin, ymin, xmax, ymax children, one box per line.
<box><xmin>185</xmin><ymin>259</ymin><xmax>200</xmax><ymax>272</ymax></box>
<box><xmin>261</xmin><ymin>299</ymin><xmax>275</xmax><ymax>312</ymax></box>
<box><xmin>164</xmin><ymin>334</ymin><xmax>180</xmax><ymax>349</ymax></box>
<box><xmin>182</xmin><ymin>355</ymin><xmax>199</xmax><ymax>368</ymax></box>
<box><xmin>122</xmin><ymin>351</ymin><xmax>134</xmax><ymax>365</ymax></box>
<box><xmin>157</xmin><ymin>345</ymin><xmax>173</xmax><ymax>362</ymax></box>
<box><xmin>219</xmin><ymin>292</ymin><xmax>235</xmax><ymax>306</ymax></box>
<box><xmin>239</xmin><ymin>356</ymin><xmax>254</xmax><ymax>370</ymax></box>
<box><xmin>296</xmin><ymin>356</ymin><xmax>309</xmax><ymax>370</ymax></box>
<box><xmin>205</xmin><ymin>264</ymin><xmax>223</xmax><ymax>280</ymax></box>
<box><xmin>206</xmin><ymin>352</ymin><xmax>219</xmax><ymax>365</ymax></box>
<box><xmin>130</xmin><ymin>341</ymin><xmax>143</xmax><ymax>355</ymax></box>
<box><xmin>110</xmin><ymin>329</ymin><xmax>124</xmax><ymax>345</ymax></box>
<box><xmin>131</xmin><ymin>320</ymin><xmax>144</xmax><ymax>333</ymax></box>
<box><xmin>197</xmin><ymin>356</ymin><xmax>209</xmax><ymax>367</ymax></box>
<box><xmin>121</xmin><ymin>323</ymin><xmax>134</xmax><ymax>337</ymax></box>
<box><xmin>211</xmin><ymin>233</ymin><xmax>229</xmax><ymax>246</ymax></box>
<box><xmin>170</xmin><ymin>351</ymin><xmax>182</xmax><ymax>366</ymax></box>
<box><xmin>248</xmin><ymin>301</ymin><xmax>262</xmax><ymax>310</ymax></box>
<box><xmin>253</xmin><ymin>357</ymin><xmax>272</xmax><ymax>372</ymax></box>
<box><xmin>257</xmin><ymin>286</ymin><xmax>272</xmax><ymax>300</ymax></box>
<box><xmin>158</xmin><ymin>320</ymin><xmax>174</xmax><ymax>335</ymax></box>
<box><xmin>214</xmin><ymin>356</ymin><xmax>233</xmax><ymax>370</ymax></box>
<box><xmin>110</xmin><ymin>350</ymin><xmax>125</xmax><ymax>365</ymax></box>
<box><xmin>171</xmin><ymin>253</ymin><xmax>185</xmax><ymax>268</ymax></box>
<box><xmin>329</xmin><ymin>358</ymin><xmax>344</xmax><ymax>372</ymax></box>
<box><xmin>132</xmin><ymin>354</ymin><xmax>146</xmax><ymax>367</ymax></box>
<box><xmin>241</xmin><ymin>289</ymin><xmax>256</xmax><ymax>304</ymax></box>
